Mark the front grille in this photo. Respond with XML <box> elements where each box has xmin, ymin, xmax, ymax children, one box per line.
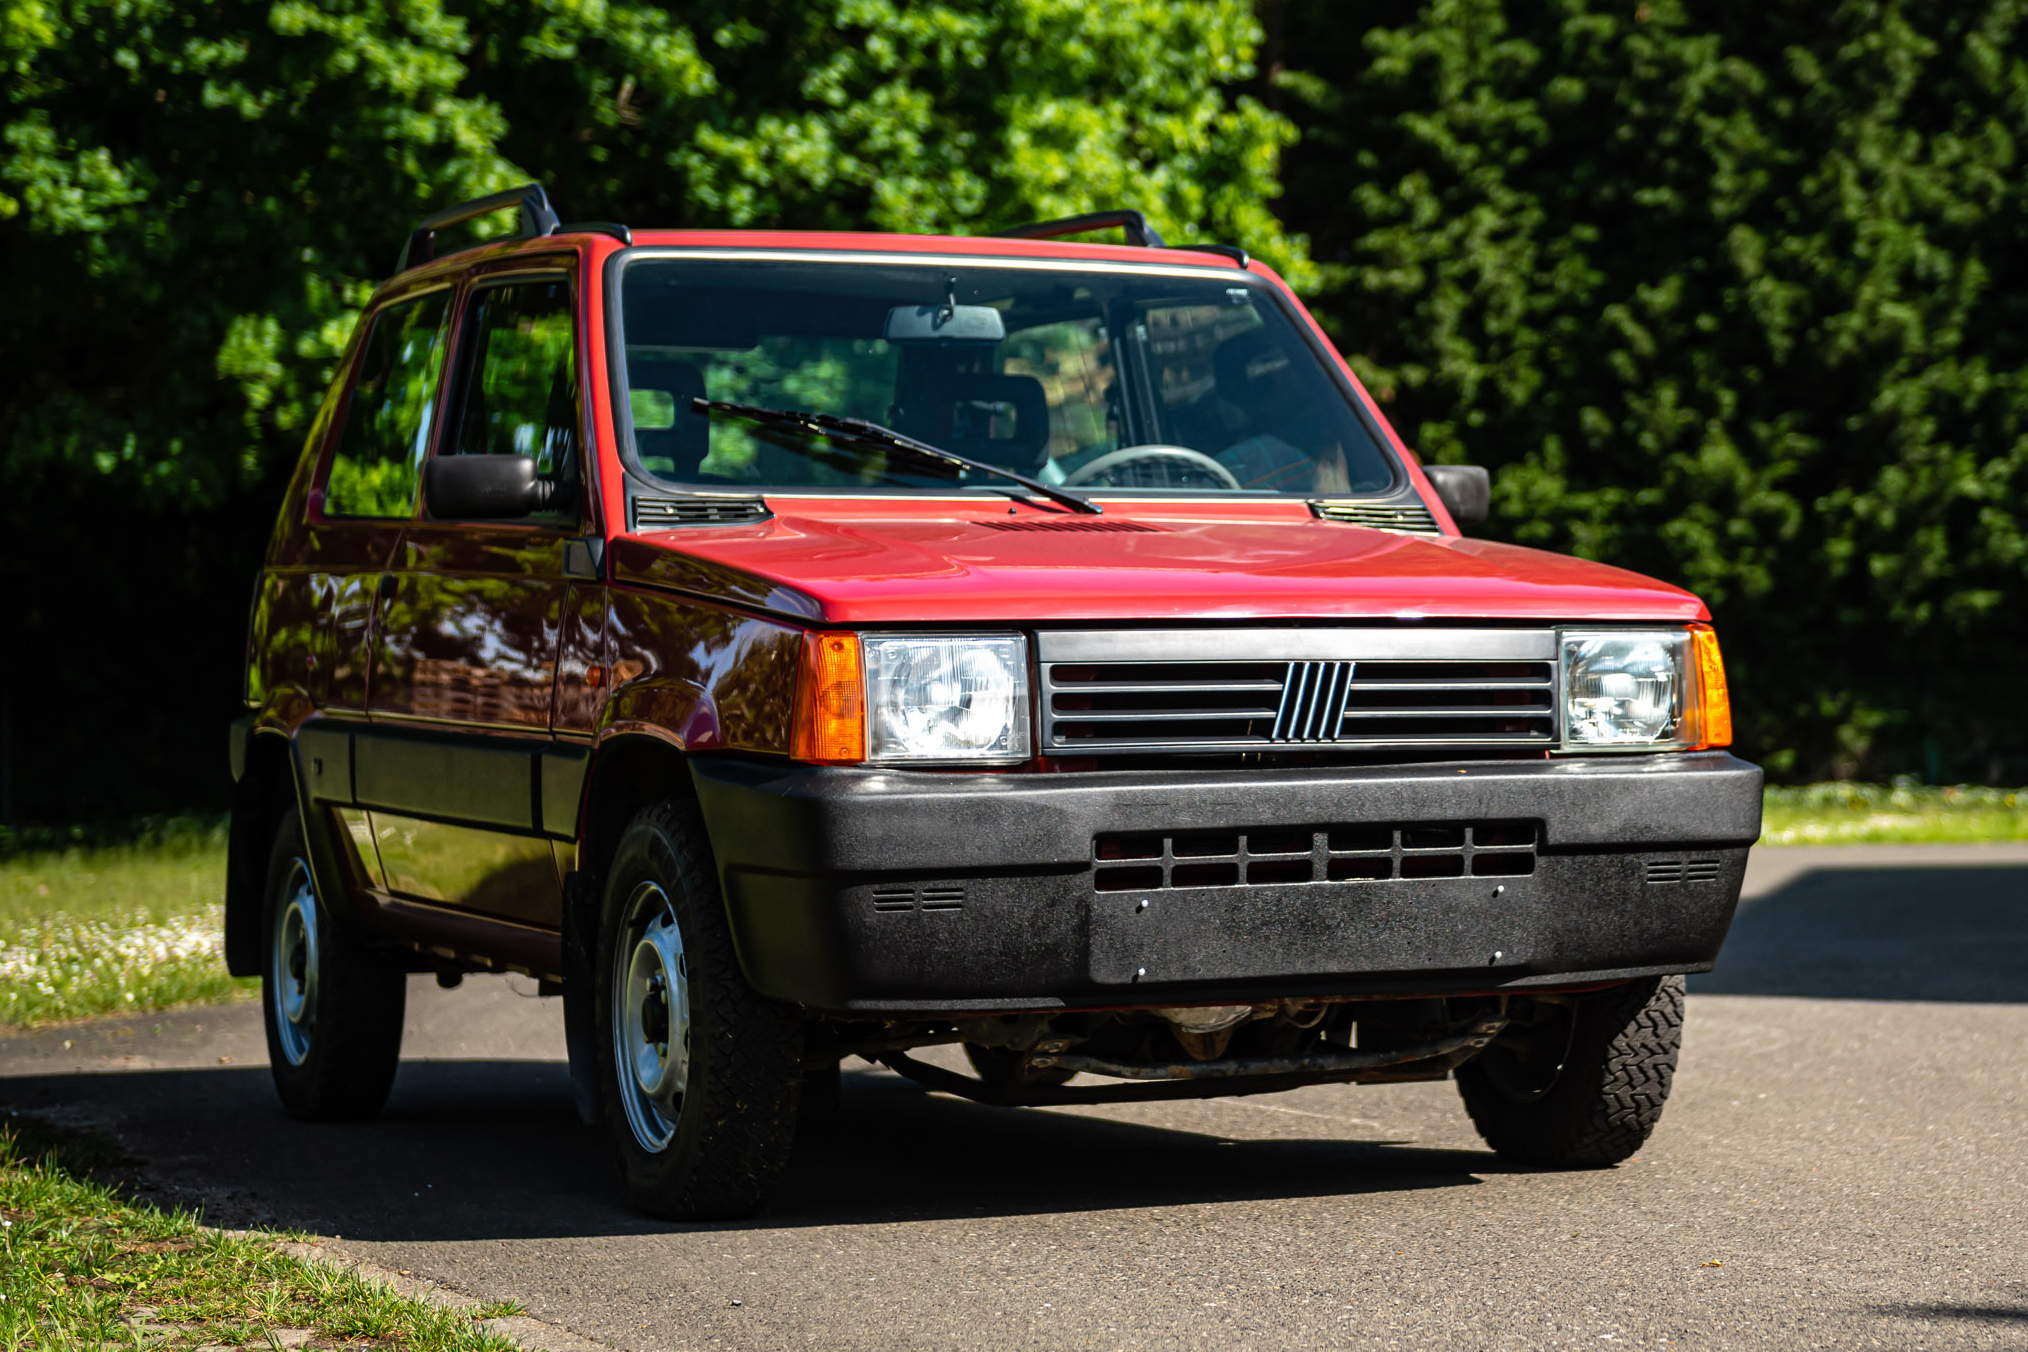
<box><xmin>632</xmin><ymin>495</ymin><xmax>771</xmax><ymax>529</ymax></box>
<box><xmin>1093</xmin><ymin>821</ymin><xmax>1538</xmax><ymax>892</ymax></box>
<box><xmin>1309</xmin><ymin>499</ymin><xmax>1442</xmax><ymax>535</ymax></box>
<box><xmin>1039</xmin><ymin>629</ymin><xmax>1557</xmax><ymax>756</ymax></box>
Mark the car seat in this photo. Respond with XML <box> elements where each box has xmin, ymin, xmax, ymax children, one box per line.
<box><xmin>890</xmin><ymin>372</ymin><xmax>1050</xmax><ymax>471</ymax></box>
<box><xmin>626</xmin><ymin>358</ymin><xmax>708</xmax><ymax>478</ymax></box>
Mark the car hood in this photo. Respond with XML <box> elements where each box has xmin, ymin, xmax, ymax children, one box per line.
<box><xmin>609</xmin><ymin>506</ymin><xmax>1706</xmax><ymax>625</ymax></box>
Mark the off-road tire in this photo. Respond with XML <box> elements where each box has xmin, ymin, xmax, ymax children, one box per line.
<box><xmin>1456</xmin><ymin>976</ymin><xmax>1683</xmax><ymax>1168</ymax></box>
<box><xmin>261</xmin><ymin>805</ymin><xmax>407</xmax><ymax>1121</ymax></box>
<box><xmin>595</xmin><ymin>800</ymin><xmax>803</xmax><ymax>1220</ymax></box>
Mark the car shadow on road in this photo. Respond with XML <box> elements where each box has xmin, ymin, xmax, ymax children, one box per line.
<box><xmin>1875</xmin><ymin>1302</ymin><xmax>2028</xmax><ymax>1326</ymax></box>
<box><xmin>1695</xmin><ymin>865</ymin><xmax>2028</xmax><ymax>1003</ymax></box>
<box><xmin>0</xmin><ymin>1059</ymin><xmax>1488</xmax><ymax>1241</ymax></box>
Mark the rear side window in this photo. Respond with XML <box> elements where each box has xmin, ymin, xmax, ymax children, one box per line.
<box><xmin>447</xmin><ymin>277</ymin><xmax>578</xmax><ymax>483</ymax></box>
<box><xmin>324</xmin><ymin>291</ymin><xmax>452</xmax><ymax>518</ymax></box>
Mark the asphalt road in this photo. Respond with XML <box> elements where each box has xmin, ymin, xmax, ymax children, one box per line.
<box><xmin>5</xmin><ymin>844</ymin><xmax>2026</xmax><ymax>1351</ymax></box>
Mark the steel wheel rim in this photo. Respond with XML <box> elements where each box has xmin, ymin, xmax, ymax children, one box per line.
<box><xmin>271</xmin><ymin>858</ymin><xmax>319</xmax><ymax>1067</ymax></box>
<box><xmin>613</xmin><ymin>881</ymin><xmax>690</xmax><ymax>1154</ymax></box>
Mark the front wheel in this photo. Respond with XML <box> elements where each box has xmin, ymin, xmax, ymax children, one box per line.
<box><xmin>1455</xmin><ymin>976</ymin><xmax>1684</xmax><ymax>1168</ymax></box>
<box><xmin>261</xmin><ymin>806</ymin><xmax>407</xmax><ymax>1121</ymax></box>
<box><xmin>595</xmin><ymin>800</ymin><xmax>803</xmax><ymax>1219</ymax></box>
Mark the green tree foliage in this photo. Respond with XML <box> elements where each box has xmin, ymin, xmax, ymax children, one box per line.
<box><xmin>1</xmin><ymin>0</ymin><xmax>1297</xmax><ymax>508</ymax></box>
<box><xmin>1</xmin><ymin>0</ymin><xmax>513</xmax><ymax>504</ymax></box>
<box><xmin>1275</xmin><ymin>0</ymin><xmax>2028</xmax><ymax>779</ymax></box>
<box><xmin>456</xmin><ymin>0</ymin><xmax>1305</xmax><ymax>270</ymax></box>
<box><xmin>0</xmin><ymin>0</ymin><xmax>1295</xmax><ymax>818</ymax></box>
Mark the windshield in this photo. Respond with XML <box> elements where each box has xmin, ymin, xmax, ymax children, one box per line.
<box><xmin>614</xmin><ymin>256</ymin><xmax>1397</xmax><ymax>497</ymax></box>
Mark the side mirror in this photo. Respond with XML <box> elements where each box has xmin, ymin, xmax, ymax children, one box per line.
<box><xmin>423</xmin><ymin>455</ymin><xmax>559</xmax><ymax>519</ymax></box>
<box><xmin>1423</xmin><ymin>464</ymin><xmax>1490</xmax><ymax>527</ymax></box>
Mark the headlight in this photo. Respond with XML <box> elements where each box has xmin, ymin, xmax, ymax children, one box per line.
<box><xmin>1560</xmin><ymin>630</ymin><xmax>1691</xmax><ymax>749</ymax></box>
<box><xmin>862</xmin><ymin>635</ymin><xmax>1032</xmax><ymax>764</ymax></box>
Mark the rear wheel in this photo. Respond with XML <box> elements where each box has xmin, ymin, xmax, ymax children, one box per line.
<box><xmin>1455</xmin><ymin>976</ymin><xmax>1684</xmax><ymax>1167</ymax></box>
<box><xmin>261</xmin><ymin>806</ymin><xmax>406</xmax><ymax>1121</ymax></box>
<box><xmin>595</xmin><ymin>800</ymin><xmax>803</xmax><ymax>1219</ymax></box>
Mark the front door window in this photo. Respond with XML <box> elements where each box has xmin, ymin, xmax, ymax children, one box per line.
<box><xmin>447</xmin><ymin>277</ymin><xmax>579</xmax><ymax>496</ymax></box>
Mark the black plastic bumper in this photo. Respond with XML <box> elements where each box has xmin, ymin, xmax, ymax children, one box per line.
<box><xmin>689</xmin><ymin>752</ymin><xmax>1763</xmax><ymax>1015</ymax></box>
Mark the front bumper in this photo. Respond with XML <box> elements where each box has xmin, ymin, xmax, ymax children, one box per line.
<box><xmin>690</xmin><ymin>751</ymin><xmax>1763</xmax><ymax>1014</ymax></box>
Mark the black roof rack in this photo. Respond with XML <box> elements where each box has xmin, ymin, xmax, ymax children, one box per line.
<box><xmin>992</xmin><ymin>208</ymin><xmax>1248</xmax><ymax>267</ymax></box>
<box><xmin>393</xmin><ymin>185</ymin><xmax>631</xmax><ymax>274</ymax></box>
<box><xmin>996</xmin><ymin>209</ymin><xmax>1167</xmax><ymax>249</ymax></box>
<box><xmin>559</xmin><ymin>221</ymin><xmax>634</xmax><ymax>248</ymax></box>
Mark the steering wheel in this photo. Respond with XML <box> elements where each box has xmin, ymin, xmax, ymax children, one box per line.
<box><xmin>1060</xmin><ymin>444</ymin><xmax>1243</xmax><ymax>490</ymax></box>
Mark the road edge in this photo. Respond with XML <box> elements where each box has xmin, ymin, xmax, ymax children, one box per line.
<box><xmin>242</xmin><ymin>1232</ymin><xmax>618</xmax><ymax>1352</ymax></box>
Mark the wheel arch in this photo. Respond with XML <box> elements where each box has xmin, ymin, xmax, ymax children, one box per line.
<box><xmin>574</xmin><ymin>733</ymin><xmax>701</xmax><ymax>895</ymax></box>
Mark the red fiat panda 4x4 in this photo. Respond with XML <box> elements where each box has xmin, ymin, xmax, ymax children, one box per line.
<box><xmin>227</xmin><ymin>186</ymin><xmax>1760</xmax><ymax>1219</ymax></box>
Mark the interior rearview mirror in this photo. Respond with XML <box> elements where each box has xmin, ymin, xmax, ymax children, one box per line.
<box><xmin>424</xmin><ymin>455</ymin><xmax>558</xmax><ymax>519</ymax></box>
<box><xmin>884</xmin><ymin>303</ymin><xmax>1006</xmax><ymax>344</ymax></box>
<box><xmin>1423</xmin><ymin>464</ymin><xmax>1490</xmax><ymax>527</ymax></box>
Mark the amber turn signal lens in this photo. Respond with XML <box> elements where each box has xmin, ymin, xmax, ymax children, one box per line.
<box><xmin>792</xmin><ymin>631</ymin><xmax>865</xmax><ymax>763</ymax></box>
<box><xmin>1689</xmin><ymin>624</ymin><xmax>1732</xmax><ymax>748</ymax></box>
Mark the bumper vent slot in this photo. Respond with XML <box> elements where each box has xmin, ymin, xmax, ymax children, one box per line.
<box><xmin>1646</xmin><ymin>859</ymin><xmax>1720</xmax><ymax>885</ymax></box>
<box><xmin>870</xmin><ymin>883</ymin><xmax>967</xmax><ymax>913</ymax></box>
<box><xmin>1309</xmin><ymin>499</ymin><xmax>1442</xmax><ymax>535</ymax></box>
<box><xmin>632</xmin><ymin>495</ymin><xmax>771</xmax><ymax>530</ymax></box>
<box><xmin>1093</xmin><ymin>822</ymin><xmax>1537</xmax><ymax>892</ymax></box>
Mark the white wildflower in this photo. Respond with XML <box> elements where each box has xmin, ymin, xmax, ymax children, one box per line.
<box><xmin>0</xmin><ymin>905</ymin><xmax>225</xmax><ymax>1002</ymax></box>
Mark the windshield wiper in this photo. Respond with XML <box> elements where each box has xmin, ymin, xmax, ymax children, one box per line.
<box><xmin>689</xmin><ymin>397</ymin><xmax>1102</xmax><ymax>516</ymax></box>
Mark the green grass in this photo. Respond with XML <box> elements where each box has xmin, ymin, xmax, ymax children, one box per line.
<box><xmin>0</xmin><ymin>1115</ymin><xmax>522</xmax><ymax>1351</ymax></box>
<box><xmin>1760</xmin><ymin>782</ymin><xmax>2028</xmax><ymax>846</ymax></box>
<box><xmin>1</xmin><ymin>815</ymin><xmax>254</xmax><ymax>1027</ymax></box>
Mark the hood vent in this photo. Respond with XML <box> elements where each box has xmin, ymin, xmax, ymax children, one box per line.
<box><xmin>632</xmin><ymin>495</ymin><xmax>772</xmax><ymax>530</ymax></box>
<box><xmin>1310</xmin><ymin>499</ymin><xmax>1442</xmax><ymax>535</ymax></box>
<box><xmin>977</xmin><ymin>517</ymin><xmax>1163</xmax><ymax>534</ymax></box>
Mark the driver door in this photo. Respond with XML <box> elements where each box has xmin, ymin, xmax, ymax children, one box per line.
<box><xmin>365</xmin><ymin>268</ymin><xmax>588</xmax><ymax>926</ymax></box>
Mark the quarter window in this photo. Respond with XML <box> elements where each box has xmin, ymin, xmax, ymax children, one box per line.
<box><xmin>324</xmin><ymin>291</ymin><xmax>452</xmax><ymax>518</ymax></box>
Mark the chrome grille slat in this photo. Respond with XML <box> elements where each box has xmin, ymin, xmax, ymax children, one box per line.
<box><xmin>1058</xmin><ymin>708</ymin><xmax>1283</xmax><ymax>723</ymax></box>
<box><xmin>1040</xmin><ymin>628</ymin><xmax>1558</xmax><ymax>755</ymax></box>
<box><xmin>1341</xmin><ymin>708</ymin><xmax>1549</xmax><ymax>719</ymax></box>
<box><xmin>1348</xmin><ymin>680</ymin><xmax>1553</xmax><ymax>690</ymax></box>
<box><xmin>1064</xmin><ymin>681</ymin><xmax>1287</xmax><ymax>694</ymax></box>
